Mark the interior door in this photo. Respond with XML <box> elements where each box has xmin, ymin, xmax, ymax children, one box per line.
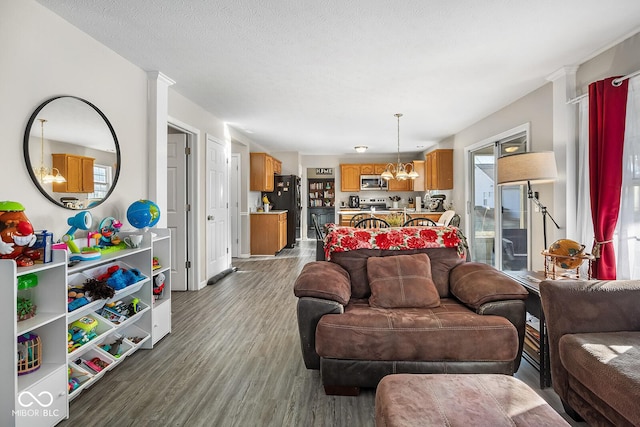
<box><xmin>206</xmin><ymin>136</ymin><xmax>230</xmax><ymax>279</ymax></box>
<box><xmin>230</xmin><ymin>154</ymin><xmax>240</xmax><ymax>257</ymax></box>
<box><xmin>167</xmin><ymin>133</ymin><xmax>188</xmax><ymax>291</ymax></box>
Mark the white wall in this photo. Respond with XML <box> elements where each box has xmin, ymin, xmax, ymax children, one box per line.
<box><xmin>0</xmin><ymin>0</ymin><xmax>147</xmax><ymax>239</ymax></box>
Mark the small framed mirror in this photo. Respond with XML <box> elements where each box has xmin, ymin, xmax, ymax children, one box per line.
<box><xmin>23</xmin><ymin>96</ymin><xmax>121</xmax><ymax>210</ymax></box>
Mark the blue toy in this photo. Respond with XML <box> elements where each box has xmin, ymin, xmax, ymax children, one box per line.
<box><xmin>62</xmin><ymin>212</ymin><xmax>92</xmax><ymax>254</ymax></box>
<box><xmin>126</xmin><ymin>200</ymin><xmax>160</xmax><ymax>230</ymax></box>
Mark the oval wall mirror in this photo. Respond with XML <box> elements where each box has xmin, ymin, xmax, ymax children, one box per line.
<box><xmin>23</xmin><ymin>96</ymin><xmax>121</xmax><ymax>210</ymax></box>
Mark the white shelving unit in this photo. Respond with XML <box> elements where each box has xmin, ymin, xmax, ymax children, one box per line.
<box><xmin>2</xmin><ymin>229</ymin><xmax>171</xmax><ymax>426</ymax></box>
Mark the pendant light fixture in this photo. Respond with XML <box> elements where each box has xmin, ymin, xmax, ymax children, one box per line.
<box><xmin>34</xmin><ymin>119</ymin><xmax>66</xmax><ymax>184</ymax></box>
<box><xmin>381</xmin><ymin>113</ymin><xmax>419</xmax><ymax>181</ymax></box>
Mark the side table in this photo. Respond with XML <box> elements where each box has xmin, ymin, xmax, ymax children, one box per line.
<box><xmin>505</xmin><ymin>271</ymin><xmax>551</xmax><ymax>388</ymax></box>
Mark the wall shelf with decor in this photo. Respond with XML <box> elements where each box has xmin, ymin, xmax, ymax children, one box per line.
<box><xmin>308</xmin><ymin>178</ymin><xmax>335</xmax><ymax>207</ymax></box>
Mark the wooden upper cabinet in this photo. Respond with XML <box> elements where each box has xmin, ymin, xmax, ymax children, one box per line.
<box><xmin>250</xmin><ymin>152</ymin><xmax>279</xmax><ymax>192</ymax></box>
<box><xmin>374</xmin><ymin>164</ymin><xmax>387</xmax><ymax>174</ymax></box>
<box><xmin>340</xmin><ymin>164</ymin><xmax>361</xmax><ymax>192</ymax></box>
<box><xmin>411</xmin><ymin>160</ymin><xmax>426</xmax><ymax>192</ymax></box>
<box><xmin>51</xmin><ymin>153</ymin><xmax>95</xmax><ymax>193</ymax></box>
<box><xmin>273</xmin><ymin>158</ymin><xmax>282</xmax><ymax>175</ymax></box>
<box><xmin>388</xmin><ymin>176</ymin><xmax>412</xmax><ymax>191</ymax></box>
<box><xmin>360</xmin><ymin>164</ymin><xmax>374</xmax><ymax>175</ymax></box>
<box><xmin>425</xmin><ymin>149</ymin><xmax>453</xmax><ymax>190</ymax></box>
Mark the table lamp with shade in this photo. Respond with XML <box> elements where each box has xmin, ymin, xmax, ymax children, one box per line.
<box><xmin>496</xmin><ymin>151</ymin><xmax>560</xmax><ymax>250</ymax></box>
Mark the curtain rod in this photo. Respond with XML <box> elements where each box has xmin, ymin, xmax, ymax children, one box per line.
<box><xmin>566</xmin><ymin>68</ymin><xmax>640</xmax><ymax>104</ymax></box>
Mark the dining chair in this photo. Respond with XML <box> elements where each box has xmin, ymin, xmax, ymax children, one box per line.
<box><xmin>438</xmin><ymin>210</ymin><xmax>456</xmax><ymax>226</ymax></box>
<box><xmin>349</xmin><ymin>213</ymin><xmax>369</xmax><ymax>226</ymax></box>
<box><xmin>353</xmin><ymin>217</ymin><xmax>390</xmax><ymax>229</ymax></box>
<box><xmin>402</xmin><ymin>217</ymin><xmax>437</xmax><ymax>227</ymax></box>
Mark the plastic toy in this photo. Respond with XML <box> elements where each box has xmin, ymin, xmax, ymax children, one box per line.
<box><xmin>152</xmin><ymin>256</ymin><xmax>161</xmax><ymax>270</ymax></box>
<box><xmin>0</xmin><ymin>201</ymin><xmax>39</xmax><ymax>267</ymax></box>
<box><xmin>126</xmin><ymin>200</ymin><xmax>160</xmax><ymax>230</ymax></box>
<box><xmin>153</xmin><ymin>272</ymin><xmax>165</xmax><ymax>298</ymax></box>
<box><xmin>82</xmin><ymin>277</ymin><xmax>115</xmax><ymax>300</ymax></box>
<box><xmin>62</xmin><ymin>211</ymin><xmax>92</xmax><ymax>254</ymax></box>
<box><xmin>98</xmin><ymin>217</ymin><xmax>123</xmax><ymax>246</ymax></box>
<box><xmin>17</xmin><ymin>273</ymin><xmax>38</xmax><ymax>321</ymax></box>
<box><xmin>68</xmin><ymin>316</ymin><xmax>99</xmax><ymax>352</ymax></box>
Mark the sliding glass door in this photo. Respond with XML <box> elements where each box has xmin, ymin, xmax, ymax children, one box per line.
<box><xmin>467</xmin><ymin>129</ymin><xmax>529</xmax><ymax>271</ymax></box>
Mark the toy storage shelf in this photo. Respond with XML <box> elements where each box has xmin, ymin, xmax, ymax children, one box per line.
<box><xmin>2</xmin><ymin>229</ymin><xmax>172</xmax><ymax>426</ymax></box>
<box><xmin>1</xmin><ymin>250</ymin><xmax>69</xmax><ymax>427</ymax></box>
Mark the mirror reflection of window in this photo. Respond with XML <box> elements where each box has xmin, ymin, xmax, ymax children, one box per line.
<box><xmin>88</xmin><ymin>164</ymin><xmax>112</xmax><ymax>200</ymax></box>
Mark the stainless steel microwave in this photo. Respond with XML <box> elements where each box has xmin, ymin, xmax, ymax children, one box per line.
<box><xmin>360</xmin><ymin>175</ymin><xmax>388</xmax><ymax>191</ymax></box>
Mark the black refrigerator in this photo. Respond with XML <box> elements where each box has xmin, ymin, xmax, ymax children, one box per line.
<box><xmin>263</xmin><ymin>175</ymin><xmax>301</xmax><ymax>248</ymax></box>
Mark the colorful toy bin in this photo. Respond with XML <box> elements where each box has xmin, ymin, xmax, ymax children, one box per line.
<box><xmin>17</xmin><ymin>332</ymin><xmax>42</xmax><ymax>375</ymax></box>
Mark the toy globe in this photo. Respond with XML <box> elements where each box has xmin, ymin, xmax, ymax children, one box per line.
<box><xmin>548</xmin><ymin>239</ymin><xmax>586</xmax><ymax>269</ymax></box>
<box><xmin>126</xmin><ymin>200</ymin><xmax>160</xmax><ymax>230</ymax></box>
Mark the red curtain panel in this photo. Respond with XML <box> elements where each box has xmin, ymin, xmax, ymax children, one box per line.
<box><xmin>589</xmin><ymin>77</ymin><xmax>628</xmax><ymax>279</ymax></box>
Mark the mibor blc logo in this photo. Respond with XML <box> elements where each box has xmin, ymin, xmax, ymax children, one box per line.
<box><xmin>18</xmin><ymin>391</ymin><xmax>53</xmax><ymax>408</ymax></box>
<box><xmin>14</xmin><ymin>391</ymin><xmax>60</xmax><ymax>418</ymax></box>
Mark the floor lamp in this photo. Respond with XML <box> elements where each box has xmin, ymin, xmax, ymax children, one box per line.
<box><xmin>497</xmin><ymin>151</ymin><xmax>560</xmax><ymax>250</ymax></box>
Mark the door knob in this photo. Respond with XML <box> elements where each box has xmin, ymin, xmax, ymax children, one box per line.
<box><xmin>208</xmin><ymin>215</ymin><xmax>215</xmax><ymax>220</ymax></box>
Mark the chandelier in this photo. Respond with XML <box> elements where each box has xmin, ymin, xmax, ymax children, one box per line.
<box><xmin>381</xmin><ymin>113</ymin><xmax>419</xmax><ymax>181</ymax></box>
<box><xmin>34</xmin><ymin>119</ymin><xmax>66</xmax><ymax>184</ymax></box>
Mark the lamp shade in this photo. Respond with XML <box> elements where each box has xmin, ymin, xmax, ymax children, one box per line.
<box><xmin>497</xmin><ymin>151</ymin><xmax>558</xmax><ymax>185</ymax></box>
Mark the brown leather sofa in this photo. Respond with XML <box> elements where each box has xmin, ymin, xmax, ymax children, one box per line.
<box><xmin>540</xmin><ymin>279</ymin><xmax>640</xmax><ymax>426</ymax></box>
<box><xmin>294</xmin><ymin>246</ymin><xmax>528</xmax><ymax>395</ymax></box>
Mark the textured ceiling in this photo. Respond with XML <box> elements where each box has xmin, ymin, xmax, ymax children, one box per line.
<box><xmin>36</xmin><ymin>0</ymin><xmax>640</xmax><ymax>155</ymax></box>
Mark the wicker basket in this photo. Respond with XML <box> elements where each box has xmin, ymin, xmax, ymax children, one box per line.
<box><xmin>17</xmin><ymin>332</ymin><xmax>41</xmax><ymax>375</ymax></box>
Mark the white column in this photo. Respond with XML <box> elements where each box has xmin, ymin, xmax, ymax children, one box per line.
<box><xmin>547</xmin><ymin>66</ymin><xmax>579</xmax><ymax>242</ymax></box>
<box><xmin>147</xmin><ymin>71</ymin><xmax>175</xmax><ymax>228</ymax></box>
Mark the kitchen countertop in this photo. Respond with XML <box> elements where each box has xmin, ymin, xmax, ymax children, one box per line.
<box><xmin>338</xmin><ymin>209</ymin><xmax>444</xmax><ymax>215</ymax></box>
<box><xmin>250</xmin><ymin>210</ymin><xmax>288</xmax><ymax>214</ymax></box>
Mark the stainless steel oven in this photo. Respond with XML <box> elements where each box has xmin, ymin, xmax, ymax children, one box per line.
<box><xmin>360</xmin><ymin>175</ymin><xmax>388</xmax><ymax>191</ymax></box>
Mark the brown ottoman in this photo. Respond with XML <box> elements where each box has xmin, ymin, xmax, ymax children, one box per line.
<box><xmin>375</xmin><ymin>374</ymin><xmax>569</xmax><ymax>426</ymax></box>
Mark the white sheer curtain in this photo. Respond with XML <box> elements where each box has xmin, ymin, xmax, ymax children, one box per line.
<box><xmin>576</xmin><ymin>96</ymin><xmax>593</xmax><ymax>277</ymax></box>
<box><xmin>615</xmin><ymin>75</ymin><xmax>640</xmax><ymax>279</ymax></box>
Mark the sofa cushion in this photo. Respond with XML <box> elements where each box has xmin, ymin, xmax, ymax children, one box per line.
<box><xmin>560</xmin><ymin>331</ymin><xmax>640</xmax><ymax>425</ymax></box>
<box><xmin>367</xmin><ymin>253</ymin><xmax>440</xmax><ymax>308</ymax></box>
<box><xmin>316</xmin><ymin>299</ymin><xmax>518</xmax><ymax>361</ymax></box>
<box><xmin>293</xmin><ymin>261</ymin><xmax>351</xmax><ymax>305</ymax></box>
<box><xmin>449</xmin><ymin>262</ymin><xmax>528</xmax><ymax>309</ymax></box>
<box><xmin>331</xmin><ymin>247</ymin><xmax>462</xmax><ymax>299</ymax></box>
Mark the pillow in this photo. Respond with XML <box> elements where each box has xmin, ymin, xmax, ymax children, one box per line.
<box><xmin>367</xmin><ymin>253</ymin><xmax>440</xmax><ymax>308</ymax></box>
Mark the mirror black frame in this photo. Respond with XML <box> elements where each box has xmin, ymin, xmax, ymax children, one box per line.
<box><xmin>23</xmin><ymin>96</ymin><xmax>121</xmax><ymax>210</ymax></box>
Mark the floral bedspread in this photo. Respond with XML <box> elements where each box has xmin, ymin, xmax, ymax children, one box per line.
<box><xmin>323</xmin><ymin>223</ymin><xmax>465</xmax><ymax>260</ymax></box>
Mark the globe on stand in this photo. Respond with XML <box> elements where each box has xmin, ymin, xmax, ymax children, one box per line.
<box><xmin>126</xmin><ymin>200</ymin><xmax>160</xmax><ymax>234</ymax></box>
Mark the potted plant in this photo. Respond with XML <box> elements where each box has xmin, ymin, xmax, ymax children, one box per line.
<box><xmin>17</xmin><ymin>297</ymin><xmax>36</xmax><ymax>322</ymax></box>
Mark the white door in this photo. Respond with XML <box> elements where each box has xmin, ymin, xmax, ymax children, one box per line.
<box><xmin>167</xmin><ymin>133</ymin><xmax>188</xmax><ymax>291</ymax></box>
<box><xmin>206</xmin><ymin>136</ymin><xmax>230</xmax><ymax>279</ymax></box>
<box><xmin>230</xmin><ymin>154</ymin><xmax>240</xmax><ymax>257</ymax></box>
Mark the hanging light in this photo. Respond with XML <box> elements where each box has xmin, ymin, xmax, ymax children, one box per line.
<box><xmin>382</xmin><ymin>113</ymin><xmax>419</xmax><ymax>181</ymax></box>
<box><xmin>33</xmin><ymin>119</ymin><xmax>66</xmax><ymax>184</ymax></box>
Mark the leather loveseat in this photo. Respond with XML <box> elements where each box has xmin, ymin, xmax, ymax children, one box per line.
<box><xmin>540</xmin><ymin>279</ymin><xmax>640</xmax><ymax>426</ymax></box>
<box><xmin>293</xmin><ymin>225</ymin><xmax>528</xmax><ymax>395</ymax></box>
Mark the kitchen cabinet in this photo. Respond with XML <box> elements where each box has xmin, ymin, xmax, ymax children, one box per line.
<box><xmin>250</xmin><ymin>152</ymin><xmax>281</xmax><ymax>192</ymax></box>
<box><xmin>52</xmin><ymin>153</ymin><xmax>95</xmax><ymax>193</ymax></box>
<box><xmin>273</xmin><ymin>159</ymin><xmax>282</xmax><ymax>175</ymax></box>
<box><xmin>360</xmin><ymin>164</ymin><xmax>374</xmax><ymax>174</ymax></box>
<box><xmin>340</xmin><ymin>164</ymin><xmax>361</xmax><ymax>192</ymax></box>
<box><xmin>250</xmin><ymin>212</ymin><xmax>287</xmax><ymax>255</ymax></box>
<box><xmin>425</xmin><ymin>149</ymin><xmax>453</xmax><ymax>190</ymax></box>
<box><xmin>411</xmin><ymin>160</ymin><xmax>426</xmax><ymax>191</ymax></box>
<box><xmin>375</xmin><ymin>164</ymin><xmax>387</xmax><ymax>174</ymax></box>
<box><xmin>388</xmin><ymin>176</ymin><xmax>412</xmax><ymax>191</ymax></box>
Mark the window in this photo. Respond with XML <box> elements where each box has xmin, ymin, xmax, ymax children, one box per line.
<box><xmin>88</xmin><ymin>164</ymin><xmax>111</xmax><ymax>200</ymax></box>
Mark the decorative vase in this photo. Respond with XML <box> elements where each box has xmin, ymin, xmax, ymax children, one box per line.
<box><xmin>392</xmin><ymin>201</ymin><xmax>399</xmax><ymax>209</ymax></box>
<box><xmin>264</xmin><ymin>203</ymin><xmax>270</xmax><ymax>212</ymax></box>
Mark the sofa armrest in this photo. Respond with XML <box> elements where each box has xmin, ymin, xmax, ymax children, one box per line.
<box><xmin>297</xmin><ymin>297</ymin><xmax>344</xmax><ymax>370</ymax></box>
<box><xmin>540</xmin><ymin>279</ymin><xmax>640</xmax><ymax>400</ymax></box>
<box><xmin>478</xmin><ymin>299</ymin><xmax>526</xmax><ymax>372</ymax></box>
<box><xmin>449</xmin><ymin>262</ymin><xmax>528</xmax><ymax>309</ymax></box>
<box><xmin>294</xmin><ymin>261</ymin><xmax>351</xmax><ymax>305</ymax></box>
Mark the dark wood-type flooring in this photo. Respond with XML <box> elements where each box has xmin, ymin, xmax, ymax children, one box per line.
<box><xmin>60</xmin><ymin>240</ymin><xmax>585</xmax><ymax>426</ymax></box>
